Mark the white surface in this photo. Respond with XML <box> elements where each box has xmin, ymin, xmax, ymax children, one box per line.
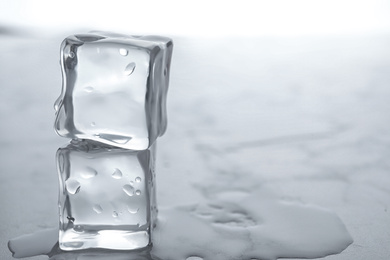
<box><xmin>1</xmin><ymin>1</ymin><xmax>390</xmax><ymax>36</ymax></box>
<box><xmin>1</xmin><ymin>31</ymin><xmax>390</xmax><ymax>259</ymax></box>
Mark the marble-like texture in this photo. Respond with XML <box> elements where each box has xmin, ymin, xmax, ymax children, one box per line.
<box><xmin>1</xmin><ymin>30</ymin><xmax>390</xmax><ymax>259</ymax></box>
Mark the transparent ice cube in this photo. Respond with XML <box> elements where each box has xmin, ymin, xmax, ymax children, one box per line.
<box><xmin>54</xmin><ymin>32</ymin><xmax>173</xmax><ymax>150</ymax></box>
<box><xmin>57</xmin><ymin>139</ymin><xmax>157</xmax><ymax>251</ymax></box>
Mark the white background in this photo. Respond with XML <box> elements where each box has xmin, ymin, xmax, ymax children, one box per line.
<box><xmin>0</xmin><ymin>0</ymin><xmax>390</xmax><ymax>36</ymax></box>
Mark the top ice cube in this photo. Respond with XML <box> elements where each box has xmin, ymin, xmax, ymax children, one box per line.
<box><xmin>54</xmin><ymin>32</ymin><xmax>173</xmax><ymax>150</ymax></box>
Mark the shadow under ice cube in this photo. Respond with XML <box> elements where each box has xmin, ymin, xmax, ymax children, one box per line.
<box><xmin>57</xmin><ymin>140</ymin><xmax>157</xmax><ymax>250</ymax></box>
<box><xmin>54</xmin><ymin>32</ymin><xmax>173</xmax><ymax>150</ymax></box>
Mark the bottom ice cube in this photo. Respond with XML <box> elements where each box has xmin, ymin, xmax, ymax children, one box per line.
<box><xmin>56</xmin><ymin>139</ymin><xmax>157</xmax><ymax>250</ymax></box>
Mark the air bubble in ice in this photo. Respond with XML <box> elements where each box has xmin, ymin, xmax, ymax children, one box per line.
<box><xmin>135</xmin><ymin>190</ymin><xmax>141</xmax><ymax>196</ymax></box>
<box><xmin>135</xmin><ymin>177</ymin><xmax>141</xmax><ymax>183</ymax></box>
<box><xmin>68</xmin><ymin>52</ymin><xmax>75</xmax><ymax>58</ymax></box>
<box><xmin>112</xmin><ymin>211</ymin><xmax>119</xmax><ymax>218</ymax></box>
<box><xmin>124</xmin><ymin>62</ymin><xmax>136</xmax><ymax>76</ymax></box>
<box><xmin>90</xmin><ymin>122</ymin><xmax>96</xmax><ymax>127</ymax></box>
<box><xmin>123</xmin><ymin>184</ymin><xmax>135</xmax><ymax>196</ymax></box>
<box><xmin>65</xmin><ymin>179</ymin><xmax>81</xmax><ymax>194</ymax></box>
<box><xmin>112</xmin><ymin>168</ymin><xmax>123</xmax><ymax>179</ymax></box>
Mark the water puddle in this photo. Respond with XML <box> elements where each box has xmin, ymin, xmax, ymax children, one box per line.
<box><xmin>9</xmin><ymin>187</ymin><xmax>352</xmax><ymax>260</ymax></box>
<box><xmin>152</xmin><ymin>189</ymin><xmax>352</xmax><ymax>260</ymax></box>
<box><xmin>9</xmin><ymin>137</ymin><xmax>352</xmax><ymax>259</ymax></box>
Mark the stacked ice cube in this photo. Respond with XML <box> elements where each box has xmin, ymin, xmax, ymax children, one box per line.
<box><xmin>54</xmin><ymin>32</ymin><xmax>173</xmax><ymax>251</ymax></box>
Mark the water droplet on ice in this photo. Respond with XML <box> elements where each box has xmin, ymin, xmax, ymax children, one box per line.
<box><xmin>127</xmin><ymin>206</ymin><xmax>139</xmax><ymax>214</ymax></box>
<box><xmin>84</xmin><ymin>86</ymin><xmax>94</xmax><ymax>93</ymax></box>
<box><xmin>119</xmin><ymin>48</ymin><xmax>128</xmax><ymax>56</ymax></box>
<box><xmin>96</xmin><ymin>133</ymin><xmax>132</xmax><ymax>144</ymax></box>
<box><xmin>112</xmin><ymin>211</ymin><xmax>118</xmax><ymax>218</ymax></box>
<box><xmin>63</xmin><ymin>242</ymin><xmax>83</xmax><ymax>248</ymax></box>
<box><xmin>135</xmin><ymin>190</ymin><xmax>141</xmax><ymax>196</ymax></box>
<box><xmin>93</xmin><ymin>204</ymin><xmax>103</xmax><ymax>214</ymax></box>
<box><xmin>74</xmin><ymin>225</ymin><xmax>84</xmax><ymax>232</ymax></box>
<box><xmin>81</xmin><ymin>167</ymin><xmax>97</xmax><ymax>179</ymax></box>
<box><xmin>54</xmin><ymin>98</ymin><xmax>62</xmax><ymax>112</ymax></box>
<box><xmin>75</xmin><ymin>34</ymin><xmax>105</xmax><ymax>42</ymax></box>
<box><xmin>135</xmin><ymin>177</ymin><xmax>141</xmax><ymax>183</ymax></box>
<box><xmin>124</xmin><ymin>62</ymin><xmax>136</xmax><ymax>75</ymax></box>
<box><xmin>123</xmin><ymin>184</ymin><xmax>135</xmax><ymax>196</ymax></box>
<box><xmin>58</xmin><ymin>153</ymin><xmax>65</xmax><ymax>173</ymax></box>
<box><xmin>186</xmin><ymin>257</ymin><xmax>203</xmax><ymax>260</ymax></box>
<box><xmin>112</xmin><ymin>168</ymin><xmax>123</xmax><ymax>179</ymax></box>
<box><xmin>66</xmin><ymin>179</ymin><xmax>80</xmax><ymax>194</ymax></box>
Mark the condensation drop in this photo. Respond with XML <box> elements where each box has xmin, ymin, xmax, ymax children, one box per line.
<box><xmin>123</xmin><ymin>184</ymin><xmax>135</xmax><ymax>196</ymax></box>
<box><xmin>81</xmin><ymin>167</ymin><xmax>97</xmax><ymax>179</ymax></box>
<box><xmin>135</xmin><ymin>177</ymin><xmax>141</xmax><ymax>183</ymax></box>
<box><xmin>66</xmin><ymin>179</ymin><xmax>81</xmax><ymax>194</ymax></box>
<box><xmin>124</xmin><ymin>62</ymin><xmax>136</xmax><ymax>76</ymax></box>
<box><xmin>84</xmin><ymin>86</ymin><xmax>94</xmax><ymax>93</ymax></box>
<box><xmin>93</xmin><ymin>204</ymin><xmax>103</xmax><ymax>214</ymax></box>
<box><xmin>112</xmin><ymin>168</ymin><xmax>123</xmax><ymax>179</ymax></box>
<box><xmin>135</xmin><ymin>190</ymin><xmax>141</xmax><ymax>196</ymax></box>
<box><xmin>112</xmin><ymin>211</ymin><xmax>118</xmax><ymax>218</ymax></box>
<box><xmin>119</xmin><ymin>48</ymin><xmax>128</xmax><ymax>56</ymax></box>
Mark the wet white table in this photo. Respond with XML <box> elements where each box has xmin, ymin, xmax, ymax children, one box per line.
<box><xmin>1</xmin><ymin>30</ymin><xmax>389</xmax><ymax>260</ymax></box>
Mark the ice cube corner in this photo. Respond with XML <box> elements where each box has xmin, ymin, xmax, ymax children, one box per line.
<box><xmin>54</xmin><ymin>32</ymin><xmax>173</xmax><ymax>150</ymax></box>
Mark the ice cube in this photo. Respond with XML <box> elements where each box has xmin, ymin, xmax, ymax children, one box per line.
<box><xmin>56</xmin><ymin>139</ymin><xmax>157</xmax><ymax>251</ymax></box>
<box><xmin>54</xmin><ymin>32</ymin><xmax>173</xmax><ymax>150</ymax></box>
